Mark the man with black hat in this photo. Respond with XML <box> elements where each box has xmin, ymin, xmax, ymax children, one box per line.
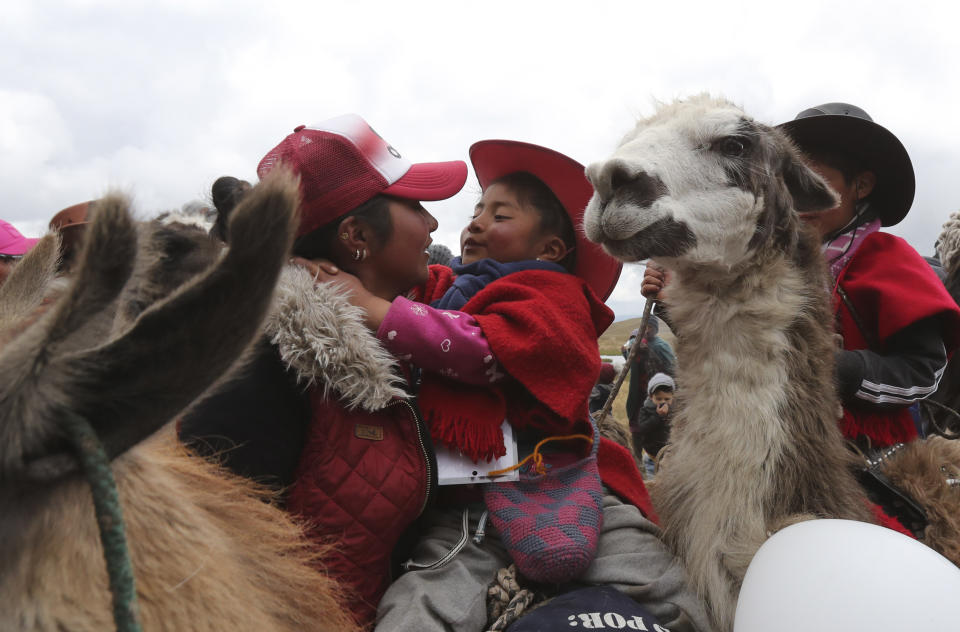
<box><xmin>777</xmin><ymin>103</ymin><xmax>960</xmax><ymax>449</ymax></box>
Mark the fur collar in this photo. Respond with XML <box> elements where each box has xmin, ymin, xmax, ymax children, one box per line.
<box><xmin>264</xmin><ymin>266</ymin><xmax>406</xmax><ymax>411</ymax></box>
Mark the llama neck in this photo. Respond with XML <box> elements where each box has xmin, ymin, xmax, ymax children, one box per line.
<box><xmin>669</xmin><ymin>255</ymin><xmax>807</xmax><ymax>338</ymax></box>
<box><xmin>666</xmin><ymin>255</ymin><xmax>813</xmax><ymax>450</ymax></box>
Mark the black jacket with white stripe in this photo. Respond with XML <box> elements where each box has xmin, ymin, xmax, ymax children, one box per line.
<box><xmin>836</xmin><ymin>317</ymin><xmax>946</xmax><ymax>410</ymax></box>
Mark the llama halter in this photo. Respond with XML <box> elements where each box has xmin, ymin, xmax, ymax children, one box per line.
<box><xmin>59</xmin><ymin>411</ymin><xmax>142</xmax><ymax>632</ymax></box>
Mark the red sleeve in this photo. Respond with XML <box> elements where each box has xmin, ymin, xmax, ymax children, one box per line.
<box><xmin>837</xmin><ymin>233</ymin><xmax>960</xmax><ymax>351</ymax></box>
<box><xmin>463</xmin><ymin>271</ymin><xmax>614</xmax><ymax>422</ymax></box>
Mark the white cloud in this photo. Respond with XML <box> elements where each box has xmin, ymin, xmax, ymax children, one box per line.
<box><xmin>2</xmin><ymin>0</ymin><xmax>957</xmax><ymax>318</ymax></box>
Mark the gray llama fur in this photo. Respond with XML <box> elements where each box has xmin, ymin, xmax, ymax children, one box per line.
<box><xmin>583</xmin><ymin>95</ymin><xmax>875</xmax><ymax>631</ymax></box>
<box><xmin>0</xmin><ymin>170</ymin><xmax>357</xmax><ymax>631</ymax></box>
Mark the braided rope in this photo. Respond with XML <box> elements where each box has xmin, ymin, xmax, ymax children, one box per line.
<box><xmin>58</xmin><ymin>410</ymin><xmax>142</xmax><ymax>632</ymax></box>
<box><xmin>485</xmin><ymin>564</ymin><xmax>546</xmax><ymax>631</ymax></box>
<box><xmin>936</xmin><ymin>210</ymin><xmax>960</xmax><ymax>271</ymax></box>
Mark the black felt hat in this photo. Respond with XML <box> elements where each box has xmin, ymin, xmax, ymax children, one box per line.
<box><xmin>778</xmin><ymin>103</ymin><xmax>914</xmax><ymax>226</ymax></box>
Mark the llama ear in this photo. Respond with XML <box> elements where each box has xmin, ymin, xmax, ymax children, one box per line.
<box><xmin>56</xmin><ymin>167</ymin><xmax>298</xmax><ymax>462</ymax></box>
<box><xmin>781</xmin><ymin>153</ymin><xmax>839</xmax><ymax>215</ymax></box>
<box><xmin>0</xmin><ymin>233</ymin><xmax>61</xmax><ymax>329</ymax></box>
<box><xmin>0</xmin><ymin>198</ymin><xmax>139</xmax><ymax>483</ymax></box>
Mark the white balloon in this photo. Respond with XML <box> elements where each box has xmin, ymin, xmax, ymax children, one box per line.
<box><xmin>734</xmin><ymin>519</ymin><xmax>960</xmax><ymax>631</ymax></box>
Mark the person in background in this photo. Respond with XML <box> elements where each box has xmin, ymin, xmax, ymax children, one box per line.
<box><xmin>644</xmin><ymin>104</ymin><xmax>960</xmax><ymax>451</ymax></box>
<box><xmin>623</xmin><ymin>315</ymin><xmax>675</xmax><ymax>435</ymax></box>
<box><xmin>0</xmin><ymin>219</ymin><xmax>39</xmax><ymax>287</ymax></box>
<box><xmin>778</xmin><ymin>103</ymin><xmax>960</xmax><ymax>449</ymax></box>
<box><xmin>589</xmin><ymin>362</ymin><xmax>618</xmax><ymax>415</ymax></box>
<box><xmin>631</xmin><ymin>372</ymin><xmax>675</xmax><ymax>476</ymax></box>
<box><xmin>426</xmin><ymin>242</ymin><xmax>454</xmax><ymax>267</ymax></box>
<box><xmin>921</xmin><ymin>211</ymin><xmax>960</xmax><ymax>435</ymax></box>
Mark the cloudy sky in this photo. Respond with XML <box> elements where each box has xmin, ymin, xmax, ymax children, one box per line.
<box><xmin>2</xmin><ymin>0</ymin><xmax>956</xmax><ymax>319</ymax></box>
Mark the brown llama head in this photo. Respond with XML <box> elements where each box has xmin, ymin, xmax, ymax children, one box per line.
<box><xmin>0</xmin><ymin>167</ymin><xmax>299</xmax><ymax>486</ymax></box>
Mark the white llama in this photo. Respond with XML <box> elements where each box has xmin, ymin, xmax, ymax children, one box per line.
<box><xmin>583</xmin><ymin>95</ymin><xmax>875</xmax><ymax>631</ymax></box>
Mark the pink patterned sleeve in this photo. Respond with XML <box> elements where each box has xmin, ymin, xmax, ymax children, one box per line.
<box><xmin>376</xmin><ymin>296</ymin><xmax>505</xmax><ymax>385</ymax></box>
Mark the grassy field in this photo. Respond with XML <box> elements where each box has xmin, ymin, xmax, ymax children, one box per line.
<box><xmin>598</xmin><ymin>318</ymin><xmax>642</xmax><ymax>356</ymax></box>
<box><xmin>598</xmin><ymin>316</ymin><xmax>676</xmax><ymax>356</ymax></box>
<box><xmin>598</xmin><ymin>317</ymin><xmax>676</xmax><ymax>431</ymax></box>
<box><xmin>607</xmin><ymin>376</ymin><xmax>631</xmax><ymax>427</ymax></box>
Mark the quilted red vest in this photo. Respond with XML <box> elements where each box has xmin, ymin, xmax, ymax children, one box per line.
<box><xmin>286</xmin><ymin>388</ymin><xmax>432</xmax><ymax>627</ymax></box>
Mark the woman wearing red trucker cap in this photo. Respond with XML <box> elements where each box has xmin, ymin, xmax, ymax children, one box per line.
<box><xmin>179</xmin><ymin>114</ymin><xmax>467</xmax><ymax>627</ymax></box>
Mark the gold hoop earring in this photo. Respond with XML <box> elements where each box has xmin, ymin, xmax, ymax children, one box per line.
<box><xmin>340</xmin><ymin>232</ymin><xmax>349</xmax><ymax>241</ymax></box>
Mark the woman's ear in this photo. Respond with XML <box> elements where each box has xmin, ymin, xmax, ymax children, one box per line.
<box><xmin>337</xmin><ymin>217</ymin><xmax>366</xmax><ymax>248</ymax></box>
<box><xmin>336</xmin><ymin>217</ymin><xmax>371</xmax><ymax>264</ymax></box>
<box><xmin>536</xmin><ymin>236</ymin><xmax>569</xmax><ymax>263</ymax></box>
<box><xmin>854</xmin><ymin>170</ymin><xmax>877</xmax><ymax>200</ymax></box>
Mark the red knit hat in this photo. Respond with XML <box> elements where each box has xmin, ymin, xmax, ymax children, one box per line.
<box><xmin>597</xmin><ymin>362</ymin><xmax>617</xmax><ymax>384</ymax></box>
<box><xmin>258</xmin><ymin>114</ymin><xmax>467</xmax><ymax>238</ymax></box>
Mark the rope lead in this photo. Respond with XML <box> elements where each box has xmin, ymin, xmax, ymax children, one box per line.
<box><xmin>59</xmin><ymin>410</ymin><xmax>142</xmax><ymax>632</ymax></box>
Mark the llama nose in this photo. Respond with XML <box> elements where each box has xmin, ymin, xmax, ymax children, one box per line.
<box><xmin>591</xmin><ymin>161</ymin><xmax>667</xmax><ymax>210</ymax></box>
<box><xmin>586</xmin><ymin>160</ymin><xmax>617</xmax><ymax>201</ymax></box>
<box><xmin>609</xmin><ymin>164</ymin><xmax>635</xmax><ymax>193</ymax></box>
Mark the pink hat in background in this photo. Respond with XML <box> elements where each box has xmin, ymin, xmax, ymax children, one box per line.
<box><xmin>0</xmin><ymin>219</ymin><xmax>39</xmax><ymax>256</ymax></box>
<box><xmin>257</xmin><ymin>114</ymin><xmax>468</xmax><ymax>238</ymax></box>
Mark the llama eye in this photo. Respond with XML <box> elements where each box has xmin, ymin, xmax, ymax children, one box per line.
<box><xmin>716</xmin><ymin>136</ymin><xmax>748</xmax><ymax>156</ymax></box>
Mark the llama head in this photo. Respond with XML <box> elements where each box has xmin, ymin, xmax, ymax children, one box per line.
<box><xmin>0</xmin><ymin>168</ymin><xmax>298</xmax><ymax>486</ymax></box>
<box><xmin>583</xmin><ymin>95</ymin><xmax>838</xmax><ymax>269</ymax></box>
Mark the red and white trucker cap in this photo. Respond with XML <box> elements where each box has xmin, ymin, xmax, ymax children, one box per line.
<box><xmin>258</xmin><ymin>114</ymin><xmax>467</xmax><ymax>238</ymax></box>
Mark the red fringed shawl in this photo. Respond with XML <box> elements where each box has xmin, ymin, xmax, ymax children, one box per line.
<box><xmin>834</xmin><ymin>232</ymin><xmax>960</xmax><ymax>446</ymax></box>
<box><xmin>413</xmin><ymin>266</ymin><xmax>614</xmax><ymax>463</ymax></box>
